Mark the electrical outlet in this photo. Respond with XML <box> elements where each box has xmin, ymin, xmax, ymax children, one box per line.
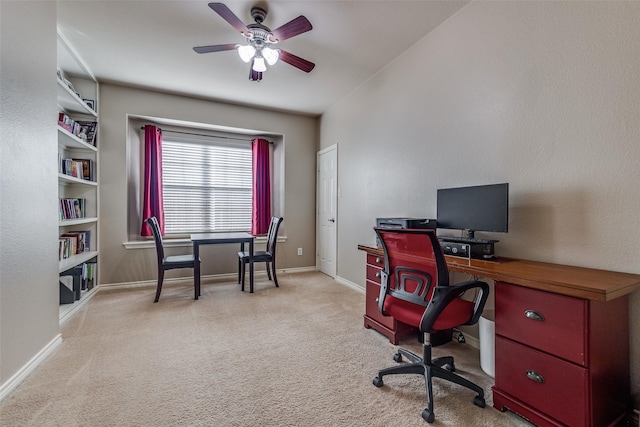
<box><xmin>297</xmin><ymin>248</ymin><xmax>303</xmax><ymax>256</ymax></box>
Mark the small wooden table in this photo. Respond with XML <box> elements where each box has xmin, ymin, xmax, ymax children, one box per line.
<box><xmin>191</xmin><ymin>232</ymin><xmax>255</xmax><ymax>296</ymax></box>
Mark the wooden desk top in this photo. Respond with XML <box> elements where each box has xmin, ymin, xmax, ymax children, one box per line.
<box><xmin>358</xmin><ymin>244</ymin><xmax>640</xmax><ymax>302</ymax></box>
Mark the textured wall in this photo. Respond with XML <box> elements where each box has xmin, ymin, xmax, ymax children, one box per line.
<box><xmin>320</xmin><ymin>1</ymin><xmax>640</xmax><ymax>398</ymax></box>
<box><xmin>0</xmin><ymin>1</ymin><xmax>60</xmax><ymax>384</ymax></box>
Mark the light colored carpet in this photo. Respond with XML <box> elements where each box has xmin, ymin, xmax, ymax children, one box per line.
<box><xmin>0</xmin><ymin>272</ymin><xmax>531</xmax><ymax>426</ymax></box>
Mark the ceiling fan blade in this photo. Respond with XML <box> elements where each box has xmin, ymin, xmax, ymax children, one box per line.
<box><xmin>279</xmin><ymin>50</ymin><xmax>315</xmax><ymax>73</ymax></box>
<box><xmin>270</xmin><ymin>16</ymin><xmax>312</xmax><ymax>42</ymax></box>
<box><xmin>208</xmin><ymin>2</ymin><xmax>250</xmax><ymax>36</ymax></box>
<box><xmin>193</xmin><ymin>43</ymin><xmax>238</xmax><ymax>54</ymax></box>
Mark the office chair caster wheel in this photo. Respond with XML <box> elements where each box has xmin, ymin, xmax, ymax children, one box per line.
<box><xmin>372</xmin><ymin>376</ymin><xmax>384</xmax><ymax>387</ymax></box>
<box><xmin>393</xmin><ymin>352</ymin><xmax>403</xmax><ymax>363</ymax></box>
<box><xmin>443</xmin><ymin>362</ymin><xmax>455</xmax><ymax>372</ymax></box>
<box><xmin>421</xmin><ymin>408</ymin><xmax>435</xmax><ymax>423</ymax></box>
<box><xmin>473</xmin><ymin>395</ymin><xmax>486</xmax><ymax>408</ymax></box>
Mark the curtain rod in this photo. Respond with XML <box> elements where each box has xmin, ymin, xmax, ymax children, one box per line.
<box><xmin>140</xmin><ymin>126</ymin><xmax>272</xmax><ymax>143</ymax></box>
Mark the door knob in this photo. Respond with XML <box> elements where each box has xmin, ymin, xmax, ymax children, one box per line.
<box><xmin>328</xmin><ymin>218</ymin><xmax>335</xmax><ymax>223</ymax></box>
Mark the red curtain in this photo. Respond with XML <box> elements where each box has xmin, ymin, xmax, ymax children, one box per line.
<box><xmin>140</xmin><ymin>125</ymin><xmax>165</xmax><ymax>236</ymax></box>
<box><xmin>251</xmin><ymin>138</ymin><xmax>271</xmax><ymax>235</ymax></box>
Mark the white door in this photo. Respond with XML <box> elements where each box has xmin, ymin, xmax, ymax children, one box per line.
<box><xmin>317</xmin><ymin>145</ymin><xmax>337</xmax><ymax>278</ymax></box>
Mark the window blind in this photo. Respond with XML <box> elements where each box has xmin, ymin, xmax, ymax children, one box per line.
<box><xmin>161</xmin><ymin>138</ymin><xmax>252</xmax><ymax>234</ymax></box>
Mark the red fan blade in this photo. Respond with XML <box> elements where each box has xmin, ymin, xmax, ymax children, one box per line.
<box><xmin>270</xmin><ymin>16</ymin><xmax>312</xmax><ymax>42</ymax></box>
<box><xmin>279</xmin><ymin>50</ymin><xmax>315</xmax><ymax>73</ymax></box>
<box><xmin>193</xmin><ymin>43</ymin><xmax>238</xmax><ymax>54</ymax></box>
<box><xmin>209</xmin><ymin>2</ymin><xmax>250</xmax><ymax>36</ymax></box>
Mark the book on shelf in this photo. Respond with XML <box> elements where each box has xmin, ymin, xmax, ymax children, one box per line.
<box><xmin>58</xmin><ymin>113</ymin><xmax>97</xmax><ymax>147</ymax></box>
<box><xmin>83</xmin><ymin>261</ymin><xmax>97</xmax><ymax>290</ymax></box>
<box><xmin>77</xmin><ymin>121</ymin><xmax>97</xmax><ymax>147</ymax></box>
<box><xmin>60</xmin><ymin>158</ymin><xmax>89</xmax><ymax>180</ymax></box>
<box><xmin>71</xmin><ymin>158</ymin><xmax>95</xmax><ymax>181</ymax></box>
<box><xmin>59</xmin><ymin>197</ymin><xmax>86</xmax><ymax>220</ymax></box>
<box><xmin>58</xmin><ymin>230</ymin><xmax>91</xmax><ymax>260</ymax></box>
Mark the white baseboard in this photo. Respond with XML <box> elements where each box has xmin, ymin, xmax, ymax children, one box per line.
<box><xmin>335</xmin><ymin>275</ymin><xmax>364</xmax><ymax>293</ymax></box>
<box><xmin>100</xmin><ymin>266</ymin><xmax>318</xmax><ymax>290</ymax></box>
<box><xmin>0</xmin><ymin>333</ymin><xmax>62</xmax><ymax>402</ymax></box>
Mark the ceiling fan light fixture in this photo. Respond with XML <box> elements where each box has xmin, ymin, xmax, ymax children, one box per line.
<box><xmin>196</xmin><ymin>3</ymin><xmax>315</xmax><ymax>81</ymax></box>
<box><xmin>252</xmin><ymin>56</ymin><xmax>267</xmax><ymax>72</ymax></box>
<box><xmin>262</xmin><ymin>47</ymin><xmax>279</xmax><ymax>65</ymax></box>
<box><xmin>249</xmin><ymin>67</ymin><xmax>263</xmax><ymax>81</ymax></box>
<box><xmin>237</xmin><ymin>44</ymin><xmax>256</xmax><ymax>62</ymax></box>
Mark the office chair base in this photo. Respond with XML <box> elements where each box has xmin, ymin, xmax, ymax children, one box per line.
<box><xmin>473</xmin><ymin>396</ymin><xmax>486</xmax><ymax>408</ymax></box>
<box><xmin>372</xmin><ymin>344</ymin><xmax>485</xmax><ymax>423</ymax></box>
<box><xmin>421</xmin><ymin>408</ymin><xmax>435</xmax><ymax>423</ymax></box>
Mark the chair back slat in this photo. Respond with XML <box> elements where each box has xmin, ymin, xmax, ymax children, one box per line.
<box><xmin>145</xmin><ymin>217</ymin><xmax>165</xmax><ymax>262</ymax></box>
<box><xmin>265</xmin><ymin>217</ymin><xmax>283</xmax><ymax>254</ymax></box>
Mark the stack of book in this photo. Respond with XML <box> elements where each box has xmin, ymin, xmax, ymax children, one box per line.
<box><xmin>59</xmin><ymin>230</ymin><xmax>91</xmax><ymax>260</ymax></box>
<box><xmin>60</xmin><ymin>157</ymin><xmax>95</xmax><ymax>181</ymax></box>
<box><xmin>59</xmin><ymin>198</ymin><xmax>86</xmax><ymax>220</ymax></box>
<box><xmin>58</xmin><ymin>113</ymin><xmax>97</xmax><ymax>146</ymax></box>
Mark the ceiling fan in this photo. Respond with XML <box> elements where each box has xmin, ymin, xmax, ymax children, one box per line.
<box><xmin>194</xmin><ymin>2</ymin><xmax>315</xmax><ymax>81</ymax></box>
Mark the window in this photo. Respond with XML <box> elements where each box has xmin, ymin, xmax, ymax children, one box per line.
<box><xmin>161</xmin><ymin>136</ymin><xmax>252</xmax><ymax>234</ymax></box>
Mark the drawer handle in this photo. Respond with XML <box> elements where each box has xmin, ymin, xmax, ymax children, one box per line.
<box><xmin>524</xmin><ymin>310</ymin><xmax>544</xmax><ymax>322</ymax></box>
<box><xmin>525</xmin><ymin>370</ymin><xmax>545</xmax><ymax>383</ymax></box>
<box><xmin>375</xmin><ymin>257</ymin><xmax>382</xmax><ymax>263</ymax></box>
<box><xmin>375</xmin><ymin>297</ymin><xmax>379</xmax><ymax>303</ymax></box>
<box><xmin>375</xmin><ymin>272</ymin><xmax>381</xmax><ymax>278</ymax></box>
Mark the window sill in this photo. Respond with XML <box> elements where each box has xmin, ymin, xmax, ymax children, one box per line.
<box><xmin>123</xmin><ymin>235</ymin><xmax>285</xmax><ymax>250</ymax></box>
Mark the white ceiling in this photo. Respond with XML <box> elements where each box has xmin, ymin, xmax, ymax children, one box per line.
<box><xmin>57</xmin><ymin>1</ymin><xmax>469</xmax><ymax>116</ymax></box>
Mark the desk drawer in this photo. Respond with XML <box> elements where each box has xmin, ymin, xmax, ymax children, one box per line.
<box><xmin>495</xmin><ymin>282</ymin><xmax>587</xmax><ymax>365</ymax></box>
<box><xmin>367</xmin><ymin>253</ymin><xmax>385</xmax><ymax>269</ymax></box>
<box><xmin>366</xmin><ymin>281</ymin><xmax>394</xmax><ymax>328</ymax></box>
<box><xmin>495</xmin><ymin>336</ymin><xmax>588</xmax><ymax>427</ymax></box>
<box><xmin>366</xmin><ymin>265</ymin><xmax>383</xmax><ymax>284</ymax></box>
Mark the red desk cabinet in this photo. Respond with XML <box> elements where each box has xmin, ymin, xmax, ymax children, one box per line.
<box><xmin>493</xmin><ymin>281</ymin><xmax>630</xmax><ymax>427</ymax></box>
<box><xmin>358</xmin><ymin>243</ymin><xmax>639</xmax><ymax>425</ymax></box>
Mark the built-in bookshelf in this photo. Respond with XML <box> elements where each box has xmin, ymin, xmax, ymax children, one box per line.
<box><xmin>57</xmin><ymin>32</ymin><xmax>99</xmax><ymax>322</ymax></box>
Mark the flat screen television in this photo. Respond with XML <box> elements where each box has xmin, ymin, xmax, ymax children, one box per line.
<box><xmin>436</xmin><ymin>183</ymin><xmax>509</xmax><ymax>239</ymax></box>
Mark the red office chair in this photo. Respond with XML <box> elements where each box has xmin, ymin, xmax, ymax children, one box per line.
<box><xmin>372</xmin><ymin>227</ymin><xmax>490</xmax><ymax>423</ymax></box>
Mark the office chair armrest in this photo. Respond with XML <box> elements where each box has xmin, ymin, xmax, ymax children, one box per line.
<box><xmin>420</xmin><ymin>280</ymin><xmax>490</xmax><ymax>332</ymax></box>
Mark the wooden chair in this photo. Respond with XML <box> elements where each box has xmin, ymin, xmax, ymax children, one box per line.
<box><xmin>146</xmin><ymin>217</ymin><xmax>200</xmax><ymax>302</ymax></box>
<box><xmin>238</xmin><ymin>217</ymin><xmax>283</xmax><ymax>291</ymax></box>
<box><xmin>372</xmin><ymin>227</ymin><xmax>490</xmax><ymax>423</ymax></box>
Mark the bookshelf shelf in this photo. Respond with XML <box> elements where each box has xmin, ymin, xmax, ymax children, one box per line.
<box><xmin>57</xmin><ymin>31</ymin><xmax>99</xmax><ymax>320</ymax></box>
<box><xmin>59</xmin><ymin>217</ymin><xmax>98</xmax><ymax>227</ymax></box>
<box><xmin>59</xmin><ymin>251</ymin><xmax>99</xmax><ymax>273</ymax></box>
<box><xmin>58</xmin><ymin>126</ymin><xmax>97</xmax><ymax>151</ymax></box>
<box><xmin>58</xmin><ymin>173</ymin><xmax>98</xmax><ymax>186</ymax></box>
<box><xmin>57</xmin><ymin>78</ymin><xmax>97</xmax><ymax>117</ymax></box>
